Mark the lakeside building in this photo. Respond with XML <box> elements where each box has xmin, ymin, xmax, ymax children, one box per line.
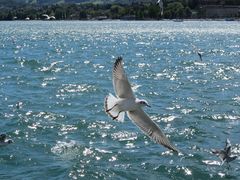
<box><xmin>200</xmin><ymin>5</ymin><xmax>240</xmax><ymax>18</ymax></box>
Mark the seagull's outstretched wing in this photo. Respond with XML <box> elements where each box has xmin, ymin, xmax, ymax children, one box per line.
<box><xmin>113</xmin><ymin>57</ymin><xmax>135</xmax><ymax>98</ymax></box>
<box><xmin>127</xmin><ymin>108</ymin><xmax>179</xmax><ymax>153</ymax></box>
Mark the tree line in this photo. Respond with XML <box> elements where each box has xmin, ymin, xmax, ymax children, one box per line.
<box><xmin>0</xmin><ymin>0</ymin><xmax>239</xmax><ymax>21</ymax></box>
<box><xmin>0</xmin><ymin>2</ymin><xmax>194</xmax><ymax>20</ymax></box>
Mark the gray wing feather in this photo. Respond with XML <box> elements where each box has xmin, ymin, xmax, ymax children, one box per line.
<box><xmin>112</xmin><ymin>57</ymin><xmax>135</xmax><ymax>98</ymax></box>
<box><xmin>127</xmin><ymin>108</ymin><xmax>179</xmax><ymax>153</ymax></box>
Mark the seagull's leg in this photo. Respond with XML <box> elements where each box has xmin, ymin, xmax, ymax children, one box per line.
<box><xmin>106</xmin><ymin>104</ymin><xmax>118</xmax><ymax>112</ymax></box>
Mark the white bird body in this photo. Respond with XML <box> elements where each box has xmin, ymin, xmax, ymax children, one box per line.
<box><xmin>115</xmin><ymin>98</ymin><xmax>137</xmax><ymax>111</ymax></box>
<box><xmin>104</xmin><ymin>57</ymin><xmax>179</xmax><ymax>153</ymax></box>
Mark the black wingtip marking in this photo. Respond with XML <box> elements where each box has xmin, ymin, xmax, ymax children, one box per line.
<box><xmin>114</xmin><ymin>57</ymin><xmax>123</xmax><ymax>71</ymax></box>
<box><xmin>104</xmin><ymin>96</ymin><xmax>113</xmax><ymax>118</ymax></box>
<box><xmin>104</xmin><ymin>96</ymin><xmax>108</xmax><ymax>113</ymax></box>
<box><xmin>116</xmin><ymin>56</ymin><xmax>123</xmax><ymax>63</ymax></box>
<box><xmin>159</xmin><ymin>139</ymin><xmax>179</xmax><ymax>153</ymax></box>
<box><xmin>104</xmin><ymin>95</ymin><xmax>117</xmax><ymax>120</ymax></box>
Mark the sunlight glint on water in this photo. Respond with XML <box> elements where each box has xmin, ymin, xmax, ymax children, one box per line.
<box><xmin>0</xmin><ymin>21</ymin><xmax>240</xmax><ymax>179</ymax></box>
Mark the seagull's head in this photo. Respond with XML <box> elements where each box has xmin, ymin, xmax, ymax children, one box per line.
<box><xmin>136</xmin><ymin>99</ymin><xmax>151</xmax><ymax>108</ymax></box>
<box><xmin>0</xmin><ymin>134</ymin><xmax>6</xmax><ymax>142</ymax></box>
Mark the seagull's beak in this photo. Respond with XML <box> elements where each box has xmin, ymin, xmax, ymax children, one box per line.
<box><xmin>146</xmin><ymin>104</ymin><xmax>151</xmax><ymax>108</ymax></box>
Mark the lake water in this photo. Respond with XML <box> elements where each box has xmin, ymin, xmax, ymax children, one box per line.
<box><xmin>0</xmin><ymin>21</ymin><xmax>240</xmax><ymax>179</ymax></box>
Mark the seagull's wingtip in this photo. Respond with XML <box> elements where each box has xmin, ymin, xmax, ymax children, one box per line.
<box><xmin>116</xmin><ymin>56</ymin><xmax>122</xmax><ymax>60</ymax></box>
<box><xmin>163</xmin><ymin>143</ymin><xmax>180</xmax><ymax>154</ymax></box>
<box><xmin>172</xmin><ymin>147</ymin><xmax>181</xmax><ymax>154</ymax></box>
<box><xmin>113</xmin><ymin>56</ymin><xmax>123</xmax><ymax>72</ymax></box>
<box><xmin>115</xmin><ymin>56</ymin><xmax>123</xmax><ymax>65</ymax></box>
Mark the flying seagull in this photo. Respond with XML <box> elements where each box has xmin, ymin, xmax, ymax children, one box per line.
<box><xmin>211</xmin><ymin>139</ymin><xmax>237</xmax><ymax>165</ymax></box>
<box><xmin>157</xmin><ymin>0</ymin><xmax>164</xmax><ymax>16</ymax></box>
<box><xmin>104</xmin><ymin>57</ymin><xmax>179</xmax><ymax>153</ymax></box>
<box><xmin>0</xmin><ymin>134</ymin><xmax>13</xmax><ymax>146</ymax></box>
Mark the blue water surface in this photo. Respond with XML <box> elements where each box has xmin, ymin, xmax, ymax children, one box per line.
<box><xmin>0</xmin><ymin>20</ymin><xmax>240</xmax><ymax>179</ymax></box>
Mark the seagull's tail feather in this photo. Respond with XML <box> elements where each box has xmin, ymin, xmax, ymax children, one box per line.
<box><xmin>104</xmin><ymin>93</ymin><xmax>125</xmax><ymax>122</ymax></box>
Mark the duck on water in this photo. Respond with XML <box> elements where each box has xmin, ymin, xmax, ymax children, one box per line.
<box><xmin>0</xmin><ymin>134</ymin><xmax>13</xmax><ymax>147</ymax></box>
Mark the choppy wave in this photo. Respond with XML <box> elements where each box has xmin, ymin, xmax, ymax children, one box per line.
<box><xmin>0</xmin><ymin>21</ymin><xmax>240</xmax><ymax>179</ymax></box>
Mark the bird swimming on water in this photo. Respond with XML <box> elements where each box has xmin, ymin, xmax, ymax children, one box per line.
<box><xmin>211</xmin><ymin>138</ymin><xmax>238</xmax><ymax>165</ymax></box>
<box><xmin>104</xmin><ymin>57</ymin><xmax>179</xmax><ymax>153</ymax></box>
<box><xmin>0</xmin><ymin>134</ymin><xmax>13</xmax><ymax>146</ymax></box>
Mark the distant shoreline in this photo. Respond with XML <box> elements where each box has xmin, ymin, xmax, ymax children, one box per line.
<box><xmin>1</xmin><ymin>18</ymin><xmax>239</xmax><ymax>22</ymax></box>
<box><xmin>1</xmin><ymin>2</ymin><xmax>240</xmax><ymax>21</ymax></box>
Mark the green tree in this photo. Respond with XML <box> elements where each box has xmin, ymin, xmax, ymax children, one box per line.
<box><xmin>187</xmin><ymin>0</ymin><xmax>200</xmax><ymax>9</ymax></box>
<box><xmin>148</xmin><ymin>4</ymin><xmax>160</xmax><ymax>19</ymax></box>
<box><xmin>110</xmin><ymin>5</ymin><xmax>124</xmax><ymax>19</ymax></box>
<box><xmin>164</xmin><ymin>2</ymin><xmax>185</xmax><ymax>19</ymax></box>
<box><xmin>55</xmin><ymin>7</ymin><xmax>65</xmax><ymax>19</ymax></box>
<box><xmin>185</xmin><ymin>6</ymin><xmax>192</xmax><ymax>18</ymax></box>
<box><xmin>7</xmin><ymin>11</ymin><xmax>13</xmax><ymax>20</ymax></box>
<box><xmin>79</xmin><ymin>10</ymin><xmax>87</xmax><ymax>20</ymax></box>
<box><xmin>136</xmin><ymin>9</ymin><xmax>144</xmax><ymax>20</ymax></box>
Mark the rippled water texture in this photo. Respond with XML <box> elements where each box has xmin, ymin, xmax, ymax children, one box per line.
<box><xmin>0</xmin><ymin>21</ymin><xmax>240</xmax><ymax>179</ymax></box>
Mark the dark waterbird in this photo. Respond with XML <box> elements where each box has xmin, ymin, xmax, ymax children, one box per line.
<box><xmin>0</xmin><ymin>134</ymin><xmax>13</xmax><ymax>146</ymax></box>
<box><xmin>211</xmin><ymin>139</ymin><xmax>238</xmax><ymax>165</ymax></box>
